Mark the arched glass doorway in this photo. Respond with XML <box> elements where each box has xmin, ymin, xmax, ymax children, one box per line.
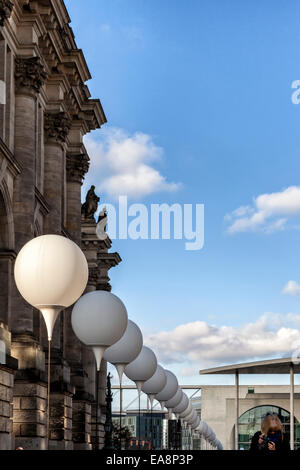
<box><xmin>238</xmin><ymin>405</ymin><xmax>300</xmax><ymax>450</ymax></box>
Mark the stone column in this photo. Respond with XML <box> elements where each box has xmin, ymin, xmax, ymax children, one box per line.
<box><xmin>81</xmin><ymin>213</ymin><xmax>121</xmax><ymax>449</ymax></box>
<box><xmin>11</xmin><ymin>56</ymin><xmax>48</xmax><ymax>450</ymax></box>
<box><xmin>66</xmin><ymin>153</ymin><xmax>89</xmax><ymax>245</ymax></box>
<box><xmin>43</xmin><ymin>112</ymin><xmax>77</xmax><ymax>449</ymax></box>
<box><xmin>63</xmin><ymin>154</ymin><xmax>95</xmax><ymax>449</ymax></box>
<box><xmin>11</xmin><ymin>56</ymin><xmax>46</xmax><ymax>335</ymax></box>
<box><xmin>43</xmin><ymin>111</ymin><xmax>71</xmax><ymax>236</ymax></box>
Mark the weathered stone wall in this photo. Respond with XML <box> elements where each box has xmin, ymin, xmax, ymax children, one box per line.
<box><xmin>13</xmin><ymin>381</ymin><xmax>47</xmax><ymax>450</ymax></box>
<box><xmin>0</xmin><ymin>0</ymin><xmax>121</xmax><ymax>450</ymax></box>
<box><xmin>0</xmin><ymin>365</ymin><xmax>14</xmax><ymax>450</ymax></box>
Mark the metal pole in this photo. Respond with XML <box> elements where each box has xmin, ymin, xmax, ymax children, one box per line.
<box><xmin>96</xmin><ymin>368</ymin><xmax>99</xmax><ymax>450</ymax></box>
<box><xmin>150</xmin><ymin>403</ymin><xmax>153</xmax><ymax>449</ymax></box>
<box><xmin>47</xmin><ymin>340</ymin><xmax>51</xmax><ymax>448</ymax></box>
<box><xmin>235</xmin><ymin>370</ymin><xmax>239</xmax><ymax>451</ymax></box>
<box><xmin>119</xmin><ymin>381</ymin><xmax>122</xmax><ymax>450</ymax></box>
<box><xmin>290</xmin><ymin>363</ymin><xmax>295</xmax><ymax>450</ymax></box>
<box><xmin>138</xmin><ymin>392</ymin><xmax>141</xmax><ymax>449</ymax></box>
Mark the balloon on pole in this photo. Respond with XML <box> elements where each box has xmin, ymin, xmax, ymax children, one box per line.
<box><xmin>142</xmin><ymin>365</ymin><xmax>167</xmax><ymax>406</ymax></box>
<box><xmin>103</xmin><ymin>320</ymin><xmax>143</xmax><ymax>382</ymax></box>
<box><xmin>14</xmin><ymin>234</ymin><xmax>88</xmax><ymax>340</ymax></box>
<box><xmin>125</xmin><ymin>346</ymin><xmax>157</xmax><ymax>393</ymax></box>
<box><xmin>155</xmin><ymin>370</ymin><xmax>178</xmax><ymax>411</ymax></box>
<box><xmin>14</xmin><ymin>234</ymin><xmax>89</xmax><ymax>445</ymax></box>
<box><xmin>180</xmin><ymin>401</ymin><xmax>193</xmax><ymax>419</ymax></box>
<box><xmin>165</xmin><ymin>388</ymin><xmax>183</xmax><ymax>410</ymax></box>
<box><xmin>173</xmin><ymin>393</ymin><xmax>189</xmax><ymax>417</ymax></box>
<box><xmin>71</xmin><ymin>290</ymin><xmax>128</xmax><ymax>370</ymax></box>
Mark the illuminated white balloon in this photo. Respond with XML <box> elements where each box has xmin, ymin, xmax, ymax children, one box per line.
<box><xmin>142</xmin><ymin>365</ymin><xmax>166</xmax><ymax>405</ymax></box>
<box><xmin>14</xmin><ymin>235</ymin><xmax>88</xmax><ymax>340</ymax></box>
<box><xmin>125</xmin><ymin>346</ymin><xmax>157</xmax><ymax>392</ymax></box>
<box><xmin>173</xmin><ymin>393</ymin><xmax>189</xmax><ymax>415</ymax></box>
<box><xmin>71</xmin><ymin>290</ymin><xmax>128</xmax><ymax>370</ymax></box>
<box><xmin>155</xmin><ymin>370</ymin><xmax>178</xmax><ymax>409</ymax></box>
<box><xmin>103</xmin><ymin>320</ymin><xmax>143</xmax><ymax>381</ymax></box>
<box><xmin>165</xmin><ymin>388</ymin><xmax>183</xmax><ymax>410</ymax></box>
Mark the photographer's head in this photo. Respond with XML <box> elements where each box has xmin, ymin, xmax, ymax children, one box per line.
<box><xmin>261</xmin><ymin>413</ymin><xmax>283</xmax><ymax>436</ymax></box>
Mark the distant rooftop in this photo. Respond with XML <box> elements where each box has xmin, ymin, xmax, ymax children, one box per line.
<box><xmin>200</xmin><ymin>357</ymin><xmax>299</xmax><ymax>375</ymax></box>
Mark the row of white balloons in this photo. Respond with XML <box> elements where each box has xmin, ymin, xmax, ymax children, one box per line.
<box><xmin>71</xmin><ymin>289</ymin><xmax>221</xmax><ymax>446</ymax></box>
<box><xmin>14</xmin><ymin>235</ymin><xmax>222</xmax><ymax>448</ymax></box>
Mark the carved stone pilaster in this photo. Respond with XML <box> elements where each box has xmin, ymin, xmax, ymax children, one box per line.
<box><xmin>66</xmin><ymin>153</ymin><xmax>90</xmax><ymax>184</ymax></box>
<box><xmin>0</xmin><ymin>0</ymin><xmax>13</xmax><ymax>26</ymax></box>
<box><xmin>88</xmin><ymin>266</ymin><xmax>99</xmax><ymax>288</ymax></box>
<box><xmin>15</xmin><ymin>57</ymin><xmax>47</xmax><ymax>94</ymax></box>
<box><xmin>44</xmin><ymin>112</ymin><xmax>71</xmax><ymax>144</ymax></box>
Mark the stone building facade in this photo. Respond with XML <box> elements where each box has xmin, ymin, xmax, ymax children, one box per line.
<box><xmin>0</xmin><ymin>0</ymin><xmax>121</xmax><ymax>450</ymax></box>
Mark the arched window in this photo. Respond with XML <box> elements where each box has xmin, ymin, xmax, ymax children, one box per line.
<box><xmin>238</xmin><ymin>405</ymin><xmax>300</xmax><ymax>450</ymax></box>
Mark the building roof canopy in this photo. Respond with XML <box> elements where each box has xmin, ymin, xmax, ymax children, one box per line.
<box><xmin>200</xmin><ymin>357</ymin><xmax>299</xmax><ymax>375</ymax></box>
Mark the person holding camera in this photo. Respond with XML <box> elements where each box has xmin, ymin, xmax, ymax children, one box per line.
<box><xmin>250</xmin><ymin>413</ymin><xmax>290</xmax><ymax>452</ymax></box>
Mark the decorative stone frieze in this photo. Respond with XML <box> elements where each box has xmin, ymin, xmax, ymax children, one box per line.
<box><xmin>66</xmin><ymin>153</ymin><xmax>90</xmax><ymax>184</ymax></box>
<box><xmin>15</xmin><ymin>57</ymin><xmax>47</xmax><ymax>93</ymax></box>
<box><xmin>44</xmin><ymin>112</ymin><xmax>71</xmax><ymax>144</ymax></box>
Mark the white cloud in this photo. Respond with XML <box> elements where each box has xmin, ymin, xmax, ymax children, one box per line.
<box><xmin>283</xmin><ymin>281</ymin><xmax>300</xmax><ymax>296</ymax></box>
<box><xmin>225</xmin><ymin>186</ymin><xmax>300</xmax><ymax>234</ymax></box>
<box><xmin>145</xmin><ymin>313</ymin><xmax>300</xmax><ymax>370</ymax></box>
<box><xmin>84</xmin><ymin>127</ymin><xmax>180</xmax><ymax>200</ymax></box>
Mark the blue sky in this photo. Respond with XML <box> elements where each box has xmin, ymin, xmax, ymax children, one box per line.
<box><xmin>66</xmin><ymin>0</ymin><xmax>300</xmax><ymax>395</ymax></box>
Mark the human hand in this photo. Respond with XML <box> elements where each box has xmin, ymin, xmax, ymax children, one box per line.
<box><xmin>268</xmin><ymin>441</ymin><xmax>276</xmax><ymax>451</ymax></box>
<box><xmin>258</xmin><ymin>435</ymin><xmax>264</xmax><ymax>445</ymax></box>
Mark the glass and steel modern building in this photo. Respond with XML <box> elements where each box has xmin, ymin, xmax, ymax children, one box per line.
<box><xmin>200</xmin><ymin>357</ymin><xmax>300</xmax><ymax>450</ymax></box>
<box><xmin>238</xmin><ymin>405</ymin><xmax>300</xmax><ymax>450</ymax></box>
<box><xmin>112</xmin><ymin>411</ymin><xmax>166</xmax><ymax>449</ymax></box>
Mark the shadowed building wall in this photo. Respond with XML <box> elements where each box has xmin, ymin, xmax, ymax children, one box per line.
<box><xmin>0</xmin><ymin>0</ymin><xmax>121</xmax><ymax>450</ymax></box>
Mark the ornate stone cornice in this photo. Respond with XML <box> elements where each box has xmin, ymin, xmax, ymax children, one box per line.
<box><xmin>15</xmin><ymin>57</ymin><xmax>47</xmax><ymax>94</ymax></box>
<box><xmin>44</xmin><ymin>112</ymin><xmax>71</xmax><ymax>144</ymax></box>
<box><xmin>0</xmin><ymin>0</ymin><xmax>13</xmax><ymax>26</ymax></box>
<box><xmin>66</xmin><ymin>153</ymin><xmax>90</xmax><ymax>184</ymax></box>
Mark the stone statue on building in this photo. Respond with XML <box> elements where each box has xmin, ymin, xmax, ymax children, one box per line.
<box><xmin>81</xmin><ymin>185</ymin><xmax>100</xmax><ymax>221</ymax></box>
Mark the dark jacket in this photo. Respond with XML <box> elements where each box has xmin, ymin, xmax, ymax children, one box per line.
<box><xmin>249</xmin><ymin>431</ymin><xmax>290</xmax><ymax>452</ymax></box>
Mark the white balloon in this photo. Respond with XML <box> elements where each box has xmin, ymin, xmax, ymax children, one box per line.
<box><xmin>180</xmin><ymin>401</ymin><xmax>192</xmax><ymax>419</ymax></box>
<box><xmin>71</xmin><ymin>290</ymin><xmax>128</xmax><ymax>370</ymax></box>
<box><xmin>188</xmin><ymin>412</ymin><xmax>198</xmax><ymax>425</ymax></box>
<box><xmin>191</xmin><ymin>416</ymin><xmax>200</xmax><ymax>430</ymax></box>
<box><xmin>205</xmin><ymin>426</ymin><xmax>214</xmax><ymax>439</ymax></box>
<box><xmin>142</xmin><ymin>365</ymin><xmax>166</xmax><ymax>397</ymax></box>
<box><xmin>103</xmin><ymin>320</ymin><xmax>143</xmax><ymax>380</ymax></box>
<box><xmin>14</xmin><ymin>235</ymin><xmax>88</xmax><ymax>340</ymax></box>
<box><xmin>198</xmin><ymin>420</ymin><xmax>208</xmax><ymax>435</ymax></box>
<box><xmin>165</xmin><ymin>388</ymin><xmax>183</xmax><ymax>409</ymax></box>
<box><xmin>217</xmin><ymin>441</ymin><xmax>223</xmax><ymax>450</ymax></box>
<box><xmin>184</xmin><ymin>409</ymin><xmax>196</xmax><ymax>423</ymax></box>
<box><xmin>125</xmin><ymin>346</ymin><xmax>157</xmax><ymax>391</ymax></box>
<box><xmin>173</xmin><ymin>393</ymin><xmax>189</xmax><ymax>415</ymax></box>
<box><xmin>155</xmin><ymin>370</ymin><xmax>178</xmax><ymax>404</ymax></box>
